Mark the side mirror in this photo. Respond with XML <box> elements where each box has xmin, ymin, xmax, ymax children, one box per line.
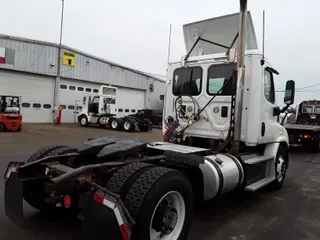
<box><xmin>284</xmin><ymin>80</ymin><xmax>295</xmax><ymax>105</ymax></box>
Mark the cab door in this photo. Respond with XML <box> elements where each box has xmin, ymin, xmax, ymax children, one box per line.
<box><xmin>260</xmin><ymin>66</ymin><xmax>278</xmax><ymax>143</ymax></box>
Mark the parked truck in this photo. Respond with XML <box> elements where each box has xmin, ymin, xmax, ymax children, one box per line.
<box><xmin>4</xmin><ymin>1</ymin><xmax>296</xmax><ymax>240</ymax></box>
<box><xmin>77</xmin><ymin>85</ymin><xmax>152</xmax><ymax>132</ymax></box>
<box><xmin>284</xmin><ymin>99</ymin><xmax>320</xmax><ymax>152</ymax></box>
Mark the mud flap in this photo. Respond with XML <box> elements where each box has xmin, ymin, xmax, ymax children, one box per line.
<box><xmin>5</xmin><ymin>172</ymin><xmax>24</xmax><ymax>225</ymax></box>
<box><xmin>82</xmin><ymin>191</ymin><xmax>133</xmax><ymax>240</ymax></box>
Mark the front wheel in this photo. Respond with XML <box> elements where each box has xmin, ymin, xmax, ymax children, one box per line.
<box><xmin>79</xmin><ymin>115</ymin><xmax>88</xmax><ymax>127</ymax></box>
<box><xmin>124</xmin><ymin>167</ymin><xmax>194</xmax><ymax>240</ymax></box>
<box><xmin>268</xmin><ymin>145</ymin><xmax>288</xmax><ymax>191</ymax></box>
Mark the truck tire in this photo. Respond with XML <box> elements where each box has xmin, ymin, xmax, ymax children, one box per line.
<box><xmin>110</xmin><ymin>118</ymin><xmax>122</xmax><ymax>130</ymax></box>
<box><xmin>268</xmin><ymin>145</ymin><xmax>288</xmax><ymax>191</ymax></box>
<box><xmin>106</xmin><ymin>162</ymin><xmax>155</xmax><ymax>197</ymax></box>
<box><xmin>123</xmin><ymin>119</ymin><xmax>135</xmax><ymax>132</ymax></box>
<box><xmin>23</xmin><ymin>145</ymin><xmax>78</xmax><ymax>212</ymax></box>
<box><xmin>123</xmin><ymin>167</ymin><xmax>194</xmax><ymax>240</ymax></box>
<box><xmin>79</xmin><ymin>115</ymin><xmax>89</xmax><ymax>127</ymax></box>
<box><xmin>312</xmin><ymin>136</ymin><xmax>320</xmax><ymax>153</ymax></box>
<box><xmin>0</xmin><ymin>123</ymin><xmax>5</xmax><ymax>132</ymax></box>
<box><xmin>26</xmin><ymin>144</ymin><xmax>65</xmax><ymax>163</ymax></box>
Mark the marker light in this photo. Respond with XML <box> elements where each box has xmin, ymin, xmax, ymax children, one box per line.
<box><xmin>64</xmin><ymin>195</ymin><xmax>71</xmax><ymax>208</ymax></box>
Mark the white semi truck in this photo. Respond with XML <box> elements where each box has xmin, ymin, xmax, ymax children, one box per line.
<box><xmin>77</xmin><ymin>85</ymin><xmax>152</xmax><ymax>132</ymax></box>
<box><xmin>4</xmin><ymin>1</ymin><xmax>295</xmax><ymax>240</ymax></box>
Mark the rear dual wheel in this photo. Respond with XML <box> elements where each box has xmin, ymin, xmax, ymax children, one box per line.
<box><xmin>123</xmin><ymin>119</ymin><xmax>135</xmax><ymax>132</ymax></box>
<box><xmin>110</xmin><ymin>118</ymin><xmax>124</xmax><ymax>131</ymax></box>
<box><xmin>106</xmin><ymin>163</ymin><xmax>194</xmax><ymax>240</ymax></box>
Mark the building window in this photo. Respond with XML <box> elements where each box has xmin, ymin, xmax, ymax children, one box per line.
<box><xmin>60</xmin><ymin>84</ymin><xmax>67</xmax><ymax>89</ymax></box>
<box><xmin>93</xmin><ymin>89</ymin><xmax>99</xmax><ymax>93</ymax></box>
<box><xmin>125</xmin><ymin>109</ymin><xmax>129</xmax><ymax>112</ymax></box>
<box><xmin>85</xmin><ymin>88</ymin><xmax>91</xmax><ymax>92</ymax></box>
<box><xmin>118</xmin><ymin>109</ymin><xmax>123</xmax><ymax>112</ymax></box>
<box><xmin>131</xmin><ymin>109</ymin><xmax>136</xmax><ymax>113</ymax></box>
<box><xmin>60</xmin><ymin>105</ymin><xmax>66</xmax><ymax>109</ymax></box>
<box><xmin>78</xmin><ymin>87</ymin><xmax>84</xmax><ymax>91</ymax></box>
<box><xmin>33</xmin><ymin>103</ymin><xmax>41</xmax><ymax>108</ymax></box>
<box><xmin>22</xmin><ymin>103</ymin><xmax>30</xmax><ymax>108</ymax></box>
<box><xmin>69</xmin><ymin>86</ymin><xmax>76</xmax><ymax>90</ymax></box>
<box><xmin>68</xmin><ymin>105</ymin><xmax>75</xmax><ymax>110</ymax></box>
<box><xmin>43</xmin><ymin>104</ymin><xmax>51</xmax><ymax>109</ymax></box>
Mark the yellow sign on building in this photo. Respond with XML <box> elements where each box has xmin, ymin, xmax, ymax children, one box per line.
<box><xmin>62</xmin><ymin>50</ymin><xmax>76</xmax><ymax>67</ymax></box>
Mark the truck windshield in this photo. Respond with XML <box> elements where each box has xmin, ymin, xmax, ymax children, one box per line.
<box><xmin>302</xmin><ymin>106</ymin><xmax>313</xmax><ymax>114</ymax></box>
<box><xmin>172</xmin><ymin>67</ymin><xmax>202</xmax><ymax>96</ymax></box>
<box><xmin>301</xmin><ymin>105</ymin><xmax>320</xmax><ymax>114</ymax></box>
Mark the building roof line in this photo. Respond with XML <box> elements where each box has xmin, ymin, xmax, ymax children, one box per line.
<box><xmin>0</xmin><ymin>33</ymin><xmax>166</xmax><ymax>83</ymax></box>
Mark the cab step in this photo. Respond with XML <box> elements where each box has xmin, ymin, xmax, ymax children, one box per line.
<box><xmin>242</xmin><ymin>155</ymin><xmax>274</xmax><ymax>165</ymax></box>
<box><xmin>245</xmin><ymin>176</ymin><xmax>275</xmax><ymax>192</ymax></box>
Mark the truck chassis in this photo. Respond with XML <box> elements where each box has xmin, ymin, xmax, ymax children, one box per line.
<box><xmin>78</xmin><ymin>113</ymin><xmax>153</xmax><ymax>132</ymax></box>
<box><xmin>4</xmin><ymin>136</ymin><xmax>288</xmax><ymax>240</ymax></box>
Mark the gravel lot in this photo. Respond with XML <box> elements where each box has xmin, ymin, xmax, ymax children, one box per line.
<box><xmin>0</xmin><ymin>124</ymin><xmax>319</xmax><ymax>240</ymax></box>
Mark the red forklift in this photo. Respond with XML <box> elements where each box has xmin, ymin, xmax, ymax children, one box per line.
<box><xmin>0</xmin><ymin>95</ymin><xmax>22</xmax><ymax>132</ymax></box>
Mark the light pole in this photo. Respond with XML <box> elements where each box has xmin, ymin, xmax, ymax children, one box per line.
<box><xmin>53</xmin><ymin>0</ymin><xmax>65</xmax><ymax>124</ymax></box>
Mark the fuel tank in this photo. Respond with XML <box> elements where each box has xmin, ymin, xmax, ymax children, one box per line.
<box><xmin>199</xmin><ymin>153</ymin><xmax>244</xmax><ymax>201</ymax></box>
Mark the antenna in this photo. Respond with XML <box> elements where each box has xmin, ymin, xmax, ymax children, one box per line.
<box><xmin>166</xmin><ymin>24</ymin><xmax>172</xmax><ymax>66</ymax></box>
<box><xmin>261</xmin><ymin>10</ymin><xmax>265</xmax><ymax>66</ymax></box>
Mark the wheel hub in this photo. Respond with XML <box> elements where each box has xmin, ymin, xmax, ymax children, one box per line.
<box><xmin>111</xmin><ymin>120</ymin><xmax>118</xmax><ymax>128</ymax></box>
<box><xmin>277</xmin><ymin>156</ymin><xmax>286</xmax><ymax>182</ymax></box>
<box><xmin>152</xmin><ymin>200</ymin><xmax>178</xmax><ymax>235</ymax></box>
<box><xmin>124</xmin><ymin>121</ymin><xmax>130</xmax><ymax>130</ymax></box>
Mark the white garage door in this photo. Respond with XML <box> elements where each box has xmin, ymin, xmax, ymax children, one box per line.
<box><xmin>116</xmin><ymin>88</ymin><xmax>146</xmax><ymax>117</ymax></box>
<box><xmin>0</xmin><ymin>70</ymin><xmax>54</xmax><ymax>123</ymax></box>
<box><xmin>58</xmin><ymin>79</ymin><xmax>102</xmax><ymax>123</ymax></box>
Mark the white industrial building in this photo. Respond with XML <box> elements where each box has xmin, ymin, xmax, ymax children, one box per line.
<box><xmin>0</xmin><ymin>34</ymin><xmax>165</xmax><ymax>123</ymax></box>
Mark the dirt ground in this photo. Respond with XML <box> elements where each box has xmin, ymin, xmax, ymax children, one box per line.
<box><xmin>0</xmin><ymin>123</ymin><xmax>163</xmax><ymax>155</ymax></box>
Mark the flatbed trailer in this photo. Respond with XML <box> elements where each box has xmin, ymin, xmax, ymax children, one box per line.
<box><xmin>284</xmin><ymin>123</ymin><xmax>320</xmax><ymax>150</ymax></box>
<box><xmin>3</xmin><ymin>1</ymin><xmax>297</xmax><ymax>240</ymax></box>
<box><xmin>284</xmin><ymin>100</ymin><xmax>320</xmax><ymax>152</ymax></box>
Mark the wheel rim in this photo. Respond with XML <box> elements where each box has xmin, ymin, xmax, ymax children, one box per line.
<box><xmin>81</xmin><ymin>117</ymin><xmax>87</xmax><ymax>126</ymax></box>
<box><xmin>150</xmin><ymin>191</ymin><xmax>186</xmax><ymax>240</ymax></box>
<box><xmin>111</xmin><ymin>120</ymin><xmax>118</xmax><ymax>129</ymax></box>
<box><xmin>124</xmin><ymin>121</ymin><xmax>131</xmax><ymax>130</ymax></box>
<box><xmin>276</xmin><ymin>155</ymin><xmax>286</xmax><ymax>182</ymax></box>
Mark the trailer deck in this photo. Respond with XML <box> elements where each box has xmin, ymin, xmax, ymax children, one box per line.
<box><xmin>284</xmin><ymin>123</ymin><xmax>320</xmax><ymax>131</ymax></box>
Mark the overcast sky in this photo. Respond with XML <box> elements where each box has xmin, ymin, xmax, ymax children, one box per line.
<box><xmin>0</xmin><ymin>0</ymin><xmax>319</xmax><ymax>105</ymax></box>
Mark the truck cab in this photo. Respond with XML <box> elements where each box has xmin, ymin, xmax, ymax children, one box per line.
<box><xmin>77</xmin><ymin>85</ymin><xmax>118</xmax><ymax>126</ymax></box>
<box><xmin>163</xmin><ymin>12</ymin><xmax>294</xmax><ymax>150</ymax></box>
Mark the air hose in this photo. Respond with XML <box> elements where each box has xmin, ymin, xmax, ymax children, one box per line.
<box><xmin>163</xmin><ymin>120</ymin><xmax>179</xmax><ymax>142</ymax></box>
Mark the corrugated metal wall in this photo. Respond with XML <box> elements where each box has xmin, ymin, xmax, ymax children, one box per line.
<box><xmin>0</xmin><ymin>37</ymin><xmax>57</xmax><ymax>76</ymax></box>
<box><xmin>0</xmin><ymin>35</ymin><xmax>162</xmax><ymax>91</ymax></box>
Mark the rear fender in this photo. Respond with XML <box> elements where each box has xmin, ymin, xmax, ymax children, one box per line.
<box><xmin>82</xmin><ymin>190</ymin><xmax>134</xmax><ymax>240</ymax></box>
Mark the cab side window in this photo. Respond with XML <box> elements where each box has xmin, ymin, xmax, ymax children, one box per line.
<box><xmin>264</xmin><ymin>69</ymin><xmax>275</xmax><ymax>104</ymax></box>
